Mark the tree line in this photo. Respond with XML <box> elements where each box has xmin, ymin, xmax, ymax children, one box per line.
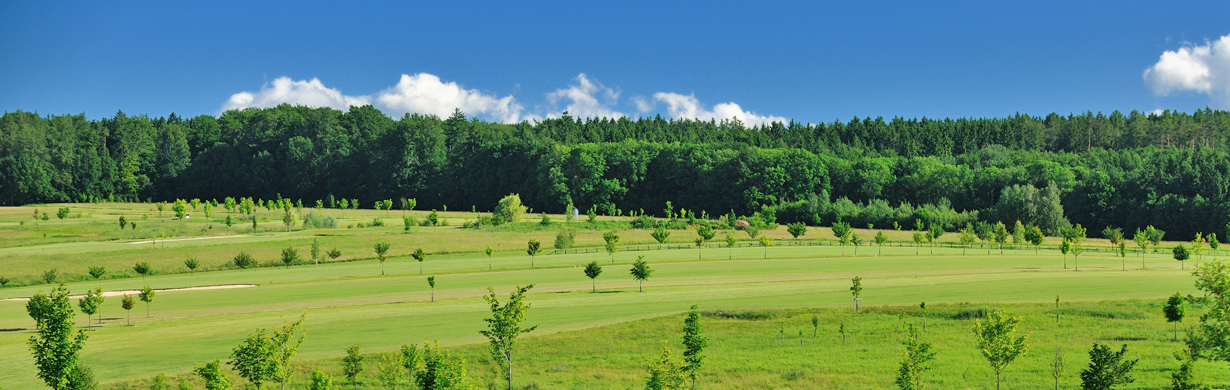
<box><xmin>5</xmin><ymin>105</ymin><xmax>1230</xmax><ymax>239</ymax></box>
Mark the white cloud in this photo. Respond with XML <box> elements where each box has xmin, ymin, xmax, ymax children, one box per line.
<box><xmin>221</xmin><ymin>77</ymin><xmax>370</xmax><ymax>112</ymax></box>
<box><xmin>630</xmin><ymin>96</ymin><xmax>654</xmax><ymax>113</ymax></box>
<box><xmin>1143</xmin><ymin>35</ymin><xmax>1230</xmax><ymax>107</ymax></box>
<box><xmin>652</xmin><ymin>92</ymin><xmax>787</xmax><ymax>127</ymax></box>
<box><xmin>545</xmin><ymin>74</ymin><xmax>626</xmax><ymax>119</ymax></box>
<box><xmin>374</xmin><ymin>73</ymin><xmax>525</xmax><ymax>123</ymax></box>
<box><xmin>219</xmin><ymin>73</ymin><xmax>789</xmax><ymax>125</ymax></box>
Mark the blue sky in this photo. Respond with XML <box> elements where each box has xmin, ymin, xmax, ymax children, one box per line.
<box><xmin>2</xmin><ymin>1</ymin><xmax>1229</xmax><ymax>124</ymax></box>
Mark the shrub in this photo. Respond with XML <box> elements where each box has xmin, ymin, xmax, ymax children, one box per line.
<box><xmin>494</xmin><ymin>194</ymin><xmax>527</xmax><ymax>223</ymax></box>
<box><xmin>951</xmin><ymin>307</ymin><xmax>996</xmax><ymax>320</ymax></box>
<box><xmin>632</xmin><ymin>215</ymin><xmax>657</xmax><ymax>229</ymax></box>
<box><xmin>703</xmin><ymin>310</ymin><xmax>776</xmax><ymax>320</ymax></box>
<box><xmin>301</xmin><ymin>212</ymin><xmax>337</xmax><ymax>229</ymax></box>
<box><xmin>233</xmin><ymin>252</ymin><xmax>257</xmax><ymax>269</ymax></box>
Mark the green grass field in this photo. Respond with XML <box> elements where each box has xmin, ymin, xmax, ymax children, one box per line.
<box><xmin>0</xmin><ymin>203</ymin><xmax>1224</xmax><ymax>389</ymax></box>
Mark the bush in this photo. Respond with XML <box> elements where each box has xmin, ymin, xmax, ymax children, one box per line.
<box><xmin>494</xmin><ymin>194</ymin><xmax>527</xmax><ymax>223</ymax></box>
<box><xmin>632</xmin><ymin>215</ymin><xmax>657</xmax><ymax>229</ymax></box>
<box><xmin>703</xmin><ymin>310</ymin><xmax>776</xmax><ymax>320</ymax></box>
<box><xmin>233</xmin><ymin>252</ymin><xmax>257</xmax><ymax>269</ymax></box>
<box><xmin>370</xmin><ymin>218</ymin><xmax>384</xmax><ymax>227</ymax></box>
<box><xmin>301</xmin><ymin>212</ymin><xmax>337</xmax><ymax>229</ymax></box>
<box><xmin>951</xmin><ymin>307</ymin><xmax>995</xmax><ymax>320</ymax></box>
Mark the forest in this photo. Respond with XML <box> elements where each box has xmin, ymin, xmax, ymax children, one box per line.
<box><xmin>3</xmin><ymin>105</ymin><xmax>1230</xmax><ymax>239</ymax></box>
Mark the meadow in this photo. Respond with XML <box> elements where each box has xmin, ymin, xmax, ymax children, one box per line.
<box><xmin>0</xmin><ymin>203</ymin><xmax>1224</xmax><ymax>389</ymax></box>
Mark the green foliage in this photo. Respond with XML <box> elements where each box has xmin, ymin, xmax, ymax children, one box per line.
<box><xmin>327</xmin><ymin>248</ymin><xmax>342</xmax><ymax>260</ymax></box>
<box><xmin>1079</xmin><ymin>343</ymin><xmax>1137</xmax><ymax>390</ymax></box>
<box><xmin>227</xmin><ymin>312</ymin><xmax>306</xmax><ymax>390</ymax></box>
<box><xmin>77</xmin><ymin>287</ymin><xmax>103</xmax><ymax>327</ymax></box>
<box><xmin>993</xmin><ymin>183</ymin><xmax>1070</xmax><ymax>236</ymax></box>
<box><xmin>651</xmin><ymin>226</ymin><xmax>671</xmax><ymax>244</ymax></box>
<box><xmin>43</xmin><ymin>268</ymin><xmax>58</xmax><ymax>284</ymax></box>
<box><xmin>681</xmin><ymin>305</ymin><xmax>707</xmax><ymax>388</ymax></box>
<box><xmin>494</xmin><ymin>194</ymin><xmax>527</xmax><ymax>223</ymax></box>
<box><xmin>1187</xmin><ymin>260</ymin><xmax>1230</xmax><ymax>362</ymax></box>
<box><xmin>1169</xmin><ymin>351</ymin><xmax>1207</xmax><ymax>390</ymax></box>
<box><xmin>26</xmin><ymin>285</ymin><xmax>89</xmax><ymax>390</ymax></box>
<box><xmin>309</xmin><ymin>369</ymin><xmax>333</xmax><ymax>390</ymax></box>
<box><xmin>373</xmin><ymin>242</ymin><xmax>390</xmax><ymax>263</ymax></box>
<box><xmin>87</xmin><ymin>266</ymin><xmax>106</xmax><ymax>280</ymax></box>
<box><xmin>645</xmin><ymin>343</ymin><xmax>686</xmax><ymax>390</ymax></box>
<box><xmin>1174</xmin><ymin>245</ymin><xmax>1191</xmax><ymax>262</ymax></box>
<box><xmin>895</xmin><ymin>325</ymin><xmax>935</xmax><ymax>390</ymax></box>
<box><xmin>233</xmin><ymin>252</ymin><xmax>256</xmax><ymax>269</ymax></box>
<box><xmin>193</xmin><ymin>360</ymin><xmax>231</xmax><ymax>390</ymax></box>
<box><xmin>342</xmin><ymin>345</ymin><xmax>363</xmax><ymax>387</ymax></box>
<box><xmin>377</xmin><ymin>352</ymin><xmax>403</xmax><ymax>388</ymax></box>
<box><xmin>481</xmin><ymin>285</ymin><xmax>537</xmax><ymax>390</ymax></box>
<box><xmin>744</xmin><ymin>225</ymin><xmax>760</xmax><ymax>239</ymax></box>
<box><xmin>133</xmin><ymin>262</ymin><xmax>152</xmax><ymax>278</ymax></box>
<box><xmin>414</xmin><ymin>341</ymin><xmax>473</xmax><ymax>390</ymax></box>
<box><xmin>412</xmin><ymin>248</ymin><xmax>426</xmax><ymax>274</ymax></box>
<box><xmin>584</xmin><ymin>261</ymin><xmax>603</xmax><ymax>292</ymax></box>
<box><xmin>1146</xmin><ymin>226</ymin><xmax>1165</xmax><ymax>253</ymax></box>
<box><xmin>630</xmin><ymin>256</ymin><xmax>653</xmax><ymax>292</ymax></box>
<box><xmin>971</xmin><ymin>311</ymin><xmax>1030</xmax><ymax>389</ymax></box>
<box><xmin>786</xmin><ymin>222</ymin><xmax>807</xmax><ymax>239</ymax></box>
<box><xmin>150</xmin><ymin>373</ymin><xmax>170</xmax><ymax>390</ymax></box>
<box><xmin>281</xmin><ymin>247</ymin><xmax>299</xmax><ymax>269</ymax></box>
<box><xmin>697</xmin><ymin>225</ymin><xmax>715</xmax><ymax>241</ymax></box>
<box><xmin>138</xmin><ymin>286</ymin><xmax>155</xmax><ymax>317</ymax></box>
<box><xmin>302</xmin><ymin>212</ymin><xmax>337</xmax><ymax>229</ymax></box>
<box><xmin>831</xmin><ymin>222</ymin><xmax>852</xmax><ymax>244</ymax></box>
<box><xmin>400</xmin><ymin>344</ymin><xmax>421</xmax><ymax>385</ymax></box>
<box><xmin>184</xmin><ymin>258</ymin><xmax>200</xmax><ymax>273</ymax></box>
<box><xmin>554</xmin><ymin>230</ymin><xmax>576</xmax><ymax>253</ymax></box>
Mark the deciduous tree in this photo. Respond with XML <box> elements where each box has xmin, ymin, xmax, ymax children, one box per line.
<box><xmin>121</xmin><ymin>294</ymin><xmax>134</xmax><ymax>326</ymax></box>
<box><xmin>195</xmin><ymin>360</ymin><xmax>231</xmax><ymax>390</ymax></box>
<box><xmin>411</xmin><ymin>248</ymin><xmax>426</xmax><ymax>275</ymax></box>
<box><xmin>88</xmin><ymin>266</ymin><xmax>105</xmax><ymax>280</ymax></box>
<box><xmin>526</xmin><ymin>240</ymin><xmax>541</xmax><ymax>268</ymax></box>
<box><xmin>971</xmin><ymin>310</ymin><xmax>1030</xmax><ymax>390</ymax></box>
<box><xmin>228</xmin><ymin>313</ymin><xmax>306</xmax><ymax>390</ymax></box>
<box><xmin>850</xmin><ymin>276</ymin><xmax>863</xmax><ymax>312</ymax></box>
<box><xmin>281</xmin><ymin>247</ymin><xmax>299</xmax><ymax>269</ymax></box>
<box><xmin>342</xmin><ymin>345</ymin><xmax>363</xmax><ymax>388</ymax></box>
<box><xmin>1164</xmin><ymin>292</ymin><xmax>1186</xmax><ymax>341</ymax></box>
<box><xmin>652</xmin><ymin>227</ymin><xmax>671</xmax><ymax>248</ymax></box>
<box><xmin>480</xmin><ymin>284</ymin><xmax>537</xmax><ymax>390</ymax></box>
<box><xmin>895</xmin><ymin>325</ymin><xmax>935</xmax><ymax>390</ymax></box>
<box><xmin>139</xmin><ymin>286</ymin><xmax>155</xmax><ymax>318</ymax></box>
<box><xmin>134</xmin><ymin>262</ymin><xmax>152</xmax><ymax>278</ymax></box>
<box><xmin>584</xmin><ymin>261</ymin><xmax>602</xmax><ymax>292</ymax></box>
<box><xmin>26</xmin><ymin>285</ymin><xmax>89</xmax><ymax>390</ymax></box>
<box><xmin>631</xmin><ymin>256</ymin><xmax>653</xmax><ymax>292</ymax></box>
<box><xmin>427</xmin><ymin>276</ymin><xmax>436</xmax><ymax>302</ymax></box>
<box><xmin>682</xmin><ymin>305</ymin><xmax>707</xmax><ymax>390</ymax></box>
<box><xmin>1174</xmin><ymin>245</ymin><xmax>1191</xmax><ymax>270</ymax></box>
<box><xmin>786</xmin><ymin>222</ymin><xmax>807</xmax><ymax>239</ymax></box>
<box><xmin>645</xmin><ymin>342</ymin><xmax>686</xmax><ymax>390</ymax></box>
<box><xmin>374</xmin><ymin>242</ymin><xmax>391</xmax><ymax>275</ymax></box>
<box><xmin>603</xmin><ymin>232</ymin><xmax>620</xmax><ymax>263</ymax></box>
<box><xmin>1079</xmin><ymin>343</ymin><xmax>1137</xmax><ymax>390</ymax></box>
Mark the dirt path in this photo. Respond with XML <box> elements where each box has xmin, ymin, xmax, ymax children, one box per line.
<box><xmin>1</xmin><ymin>284</ymin><xmax>257</xmax><ymax>301</ymax></box>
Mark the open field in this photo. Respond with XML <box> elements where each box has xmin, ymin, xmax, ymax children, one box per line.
<box><xmin>0</xmin><ymin>203</ymin><xmax>1225</xmax><ymax>389</ymax></box>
